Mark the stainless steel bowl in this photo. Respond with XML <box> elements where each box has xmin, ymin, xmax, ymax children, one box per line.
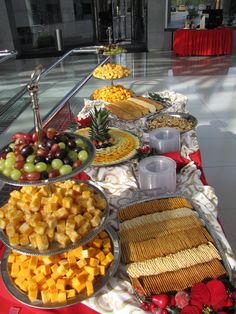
<box><xmin>0</xmin><ymin>133</ymin><xmax>96</xmax><ymax>187</ymax></box>
<box><xmin>145</xmin><ymin>112</ymin><xmax>198</xmax><ymax>134</ymax></box>
<box><xmin>0</xmin><ymin>225</ymin><xmax>120</xmax><ymax>309</ymax></box>
<box><xmin>0</xmin><ymin>181</ymin><xmax>109</xmax><ymax>256</ymax></box>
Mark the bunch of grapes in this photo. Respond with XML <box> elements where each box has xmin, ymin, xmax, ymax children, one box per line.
<box><xmin>0</xmin><ymin>128</ymin><xmax>89</xmax><ymax>182</ymax></box>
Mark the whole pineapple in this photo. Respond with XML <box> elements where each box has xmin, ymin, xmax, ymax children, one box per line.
<box><xmin>89</xmin><ymin>107</ymin><xmax>113</xmax><ymax>148</ymax></box>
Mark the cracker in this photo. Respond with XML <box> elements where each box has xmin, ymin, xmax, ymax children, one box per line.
<box><xmin>121</xmin><ymin>226</ymin><xmax>213</xmax><ymax>263</ymax></box>
<box><xmin>126</xmin><ymin>242</ymin><xmax>221</xmax><ymax>277</ymax></box>
<box><xmin>119</xmin><ymin>215</ymin><xmax>201</xmax><ymax>243</ymax></box>
<box><xmin>136</xmin><ymin>259</ymin><xmax>226</xmax><ymax>295</ymax></box>
<box><xmin>118</xmin><ymin>197</ymin><xmax>193</xmax><ymax>222</ymax></box>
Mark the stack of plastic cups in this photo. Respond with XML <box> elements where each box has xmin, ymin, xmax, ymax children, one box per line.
<box><xmin>138</xmin><ymin>127</ymin><xmax>180</xmax><ymax>196</ymax></box>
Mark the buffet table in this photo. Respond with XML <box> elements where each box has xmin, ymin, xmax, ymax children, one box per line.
<box><xmin>0</xmin><ymin>84</ymin><xmax>236</xmax><ymax>314</ymax></box>
<box><xmin>173</xmin><ymin>27</ymin><xmax>233</xmax><ymax>56</ymax></box>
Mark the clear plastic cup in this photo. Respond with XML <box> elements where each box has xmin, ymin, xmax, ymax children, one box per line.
<box><xmin>149</xmin><ymin>127</ymin><xmax>180</xmax><ymax>154</ymax></box>
<box><xmin>138</xmin><ymin>156</ymin><xmax>176</xmax><ymax>196</ymax></box>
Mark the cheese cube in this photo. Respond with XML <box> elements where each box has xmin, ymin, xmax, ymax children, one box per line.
<box><xmin>62</xmin><ymin>197</ymin><xmax>73</xmax><ymax>209</ymax></box>
<box><xmin>56</xmin><ymin>279</ymin><xmax>66</xmax><ymax>290</ymax></box>
<box><xmin>34</xmin><ymin>222</ymin><xmax>47</xmax><ymax>235</ymax></box>
<box><xmin>77</xmin><ymin>259</ymin><xmax>87</xmax><ymax>269</ymax></box>
<box><xmin>86</xmin><ymin>280</ymin><xmax>94</xmax><ymax>296</ymax></box>
<box><xmin>106</xmin><ymin>252</ymin><xmax>114</xmax><ymax>263</ymax></box>
<box><xmin>54</xmin><ymin>207</ymin><xmax>68</xmax><ymax>219</ymax></box>
<box><xmin>58</xmin><ymin>291</ymin><xmax>67</xmax><ymax>303</ymax></box>
<box><xmin>95</xmin><ymin>251</ymin><xmax>106</xmax><ymax>261</ymax></box>
<box><xmin>89</xmin><ymin>258</ymin><xmax>99</xmax><ymax>267</ymax></box>
<box><xmin>34</xmin><ymin>273</ymin><xmax>46</xmax><ymax>285</ymax></box>
<box><xmin>46</xmin><ymin>277</ymin><xmax>56</xmax><ymax>289</ymax></box>
<box><xmin>66</xmin><ymin>289</ymin><xmax>76</xmax><ymax>298</ymax></box>
<box><xmin>9</xmin><ymin>234</ymin><xmax>20</xmax><ymax>246</ymax></box>
<box><xmin>20</xmin><ymin>234</ymin><xmax>30</xmax><ymax>246</ymax></box>
<box><xmin>19</xmin><ymin>222</ymin><xmax>32</xmax><ymax>235</ymax></box>
<box><xmin>28</xmin><ymin>289</ymin><xmax>38</xmax><ymax>302</ymax></box>
<box><xmin>99</xmin><ymin>265</ymin><xmax>106</xmax><ymax>276</ymax></box>
<box><xmin>92</xmin><ymin>238</ymin><xmax>103</xmax><ymax>249</ymax></box>
<box><xmin>49</xmin><ymin>289</ymin><xmax>59</xmax><ymax>303</ymax></box>
<box><xmin>41</xmin><ymin>290</ymin><xmax>50</xmax><ymax>304</ymax></box>
<box><xmin>8</xmin><ymin>254</ymin><xmax>16</xmax><ymax>264</ymax></box>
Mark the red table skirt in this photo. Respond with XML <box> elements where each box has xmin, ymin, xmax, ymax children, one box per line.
<box><xmin>173</xmin><ymin>27</ymin><xmax>233</xmax><ymax>56</ymax></box>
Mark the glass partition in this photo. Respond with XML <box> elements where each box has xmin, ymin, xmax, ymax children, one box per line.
<box><xmin>0</xmin><ymin>50</ymin><xmax>108</xmax><ymax>147</ymax></box>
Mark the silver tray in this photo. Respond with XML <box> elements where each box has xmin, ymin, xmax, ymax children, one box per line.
<box><xmin>145</xmin><ymin>112</ymin><xmax>198</xmax><ymax>133</ymax></box>
<box><xmin>0</xmin><ymin>225</ymin><xmax>120</xmax><ymax>309</ymax></box>
<box><xmin>118</xmin><ymin>193</ymin><xmax>235</xmax><ymax>284</ymax></box>
<box><xmin>0</xmin><ymin>133</ymin><xmax>96</xmax><ymax>187</ymax></box>
<box><xmin>0</xmin><ymin>180</ymin><xmax>109</xmax><ymax>256</ymax></box>
<box><xmin>75</xmin><ymin>127</ymin><xmax>141</xmax><ymax>167</ymax></box>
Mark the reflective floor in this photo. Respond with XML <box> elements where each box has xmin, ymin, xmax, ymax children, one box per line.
<box><xmin>1</xmin><ymin>51</ymin><xmax>236</xmax><ymax>254</ymax></box>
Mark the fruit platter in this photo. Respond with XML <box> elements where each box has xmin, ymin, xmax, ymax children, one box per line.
<box><xmin>1</xmin><ymin>226</ymin><xmax>120</xmax><ymax>309</ymax></box>
<box><xmin>0</xmin><ymin>180</ymin><xmax>109</xmax><ymax>255</ymax></box>
<box><xmin>75</xmin><ymin>108</ymin><xmax>140</xmax><ymax>166</ymax></box>
<box><xmin>0</xmin><ymin>128</ymin><xmax>96</xmax><ymax>186</ymax></box>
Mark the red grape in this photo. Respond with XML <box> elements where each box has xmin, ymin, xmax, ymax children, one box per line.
<box><xmin>20</xmin><ymin>173</ymin><xmax>28</xmax><ymax>181</ymax></box>
<box><xmin>48</xmin><ymin>169</ymin><xmax>60</xmax><ymax>178</ymax></box>
<box><xmin>27</xmin><ymin>172</ymin><xmax>41</xmax><ymax>181</ymax></box>
<box><xmin>14</xmin><ymin>160</ymin><xmax>25</xmax><ymax>170</ymax></box>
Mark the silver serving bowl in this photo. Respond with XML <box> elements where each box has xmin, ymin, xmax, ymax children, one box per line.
<box><xmin>0</xmin><ymin>225</ymin><xmax>120</xmax><ymax>309</ymax></box>
<box><xmin>0</xmin><ymin>133</ymin><xmax>96</xmax><ymax>187</ymax></box>
<box><xmin>145</xmin><ymin>112</ymin><xmax>198</xmax><ymax>134</ymax></box>
<box><xmin>0</xmin><ymin>180</ymin><xmax>109</xmax><ymax>256</ymax></box>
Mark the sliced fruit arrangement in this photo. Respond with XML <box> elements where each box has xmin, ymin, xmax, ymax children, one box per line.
<box><xmin>93</xmin><ymin>63</ymin><xmax>131</xmax><ymax>80</ymax></box>
<box><xmin>89</xmin><ymin>107</ymin><xmax>114</xmax><ymax>149</ymax></box>
<box><xmin>76</xmin><ymin>108</ymin><xmax>140</xmax><ymax>166</ymax></box>
<box><xmin>0</xmin><ymin>128</ymin><xmax>92</xmax><ymax>182</ymax></box>
<box><xmin>0</xmin><ymin>180</ymin><xmax>107</xmax><ymax>252</ymax></box>
<box><xmin>92</xmin><ymin>85</ymin><xmax>133</xmax><ymax>102</ymax></box>
<box><xmin>6</xmin><ymin>230</ymin><xmax>114</xmax><ymax>304</ymax></box>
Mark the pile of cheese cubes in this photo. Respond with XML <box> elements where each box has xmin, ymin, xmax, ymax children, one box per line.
<box><xmin>8</xmin><ymin>230</ymin><xmax>114</xmax><ymax>304</ymax></box>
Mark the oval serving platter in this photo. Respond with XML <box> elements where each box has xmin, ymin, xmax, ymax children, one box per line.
<box><xmin>1</xmin><ymin>225</ymin><xmax>120</xmax><ymax>309</ymax></box>
<box><xmin>75</xmin><ymin>127</ymin><xmax>141</xmax><ymax>167</ymax></box>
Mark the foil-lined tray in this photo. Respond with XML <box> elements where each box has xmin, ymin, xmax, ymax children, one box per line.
<box><xmin>0</xmin><ymin>225</ymin><xmax>120</xmax><ymax>309</ymax></box>
<box><xmin>0</xmin><ymin>181</ymin><xmax>109</xmax><ymax>256</ymax></box>
<box><xmin>117</xmin><ymin>193</ymin><xmax>236</xmax><ymax>285</ymax></box>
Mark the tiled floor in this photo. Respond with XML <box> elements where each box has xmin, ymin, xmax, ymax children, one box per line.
<box><xmin>1</xmin><ymin>50</ymin><xmax>236</xmax><ymax>254</ymax></box>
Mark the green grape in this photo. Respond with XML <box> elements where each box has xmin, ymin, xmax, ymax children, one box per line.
<box><xmin>78</xmin><ymin>150</ymin><xmax>88</xmax><ymax>162</ymax></box>
<box><xmin>10</xmin><ymin>169</ymin><xmax>21</xmax><ymax>180</ymax></box>
<box><xmin>26</xmin><ymin>154</ymin><xmax>35</xmax><ymax>163</ymax></box>
<box><xmin>67</xmin><ymin>150</ymin><xmax>78</xmax><ymax>161</ymax></box>
<box><xmin>0</xmin><ymin>159</ymin><xmax>5</xmax><ymax>171</ymax></box>
<box><xmin>24</xmin><ymin>163</ymin><xmax>36</xmax><ymax>172</ymax></box>
<box><xmin>3</xmin><ymin>168</ymin><xmax>11</xmax><ymax>177</ymax></box>
<box><xmin>58</xmin><ymin>142</ymin><xmax>66</xmax><ymax>149</ymax></box>
<box><xmin>35</xmin><ymin>162</ymin><xmax>47</xmax><ymax>172</ymax></box>
<box><xmin>51</xmin><ymin>159</ymin><xmax>63</xmax><ymax>170</ymax></box>
<box><xmin>59</xmin><ymin>165</ymin><xmax>72</xmax><ymax>175</ymax></box>
<box><xmin>5</xmin><ymin>157</ymin><xmax>15</xmax><ymax>168</ymax></box>
<box><xmin>9</xmin><ymin>143</ymin><xmax>15</xmax><ymax>150</ymax></box>
<box><xmin>6</xmin><ymin>152</ymin><xmax>15</xmax><ymax>159</ymax></box>
<box><xmin>75</xmin><ymin>138</ymin><xmax>85</xmax><ymax>147</ymax></box>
